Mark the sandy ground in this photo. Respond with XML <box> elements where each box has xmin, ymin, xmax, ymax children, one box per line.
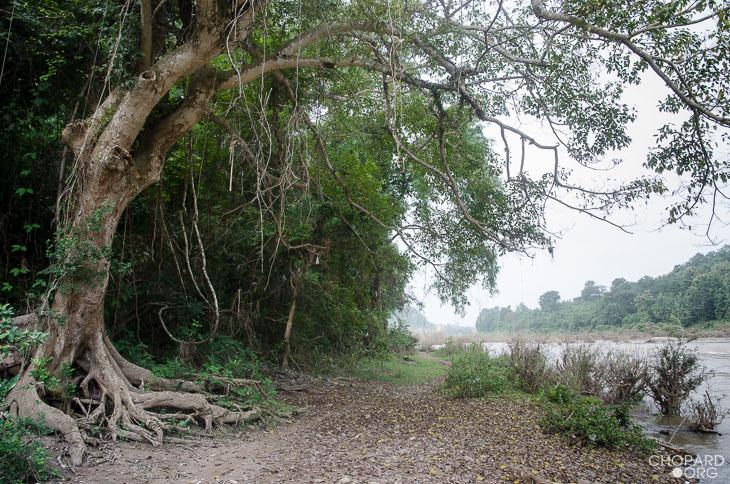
<box><xmin>49</xmin><ymin>376</ymin><xmax>676</xmax><ymax>483</ymax></box>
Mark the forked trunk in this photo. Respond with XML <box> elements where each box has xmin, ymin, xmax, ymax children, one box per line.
<box><xmin>4</xmin><ymin>1</ymin><xmax>265</xmax><ymax>466</ymax></box>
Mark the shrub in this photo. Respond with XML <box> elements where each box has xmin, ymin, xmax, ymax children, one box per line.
<box><xmin>384</xmin><ymin>321</ymin><xmax>417</xmax><ymax>355</ymax></box>
<box><xmin>508</xmin><ymin>339</ymin><xmax>552</xmax><ymax>393</ymax></box>
<box><xmin>438</xmin><ymin>337</ymin><xmax>462</xmax><ymax>357</ymax></box>
<box><xmin>601</xmin><ymin>350</ymin><xmax>650</xmax><ymax>405</ymax></box>
<box><xmin>688</xmin><ymin>389</ymin><xmax>728</xmax><ymax>432</ymax></box>
<box><xmin>541</xmin><ymin>386</ymin><xmax>654</xmax><ymax>450</ymax></box>
<box><xmin>544</xmin><ymin>384</ymin><xmax>574</xmax><ymax>405</ymax></box>
<box><xmin>556</xmin><ymin>344</ymin><xmax>603</xmax><ymax>397</ymax></box>
<box><xmin>0</xmin><ymin>418</ymin><xmax>57</xmax><ymax>483</ymax></box>
<box><xmin>443</xmin><ymin>349</ymin><xmax>513</xmax><ymax>398</ymax></box>
<box><xmin>649</xmin><ymin>340</ymin><xmax>709</xmax><ymax>415</ymax></box>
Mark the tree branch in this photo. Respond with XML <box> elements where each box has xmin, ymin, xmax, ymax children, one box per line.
<box><xmin>531</xmin><ymin>0</ymin><xmax>730</xmax><ymax>127</ymax></box>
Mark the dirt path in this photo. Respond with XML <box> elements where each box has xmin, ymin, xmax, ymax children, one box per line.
<box><xmin>65</xmin><ymin>376</ymin><xmax>673</xmax><ymax>483</ymax></box>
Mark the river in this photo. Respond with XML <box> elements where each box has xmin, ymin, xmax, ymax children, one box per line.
<box><xmin>482</xmin><ymin>337</ymin><xmax>730</xmax><ymax>481</ymax></box>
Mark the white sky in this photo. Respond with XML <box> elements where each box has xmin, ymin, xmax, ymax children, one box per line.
<box><xmin>409</xmin><ymin>74</ymin><xmax>730</xmax><ymax>327</ymax></box>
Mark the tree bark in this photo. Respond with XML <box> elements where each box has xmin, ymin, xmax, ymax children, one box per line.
<box><xmin>281</xmin><ymin>281</ymin><xmax>299</xmax><ymax>370</ymax></box>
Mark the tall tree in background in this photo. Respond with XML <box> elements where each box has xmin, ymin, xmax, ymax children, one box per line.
<box><xmin>2</xmin><ymin>0</ymin><xmax>728</xmax><ymax>464</ymax></box>
<box><xmin>539</xmin><ymin>291</ymin><xmax>561</xmax><ymax>311</ymax></box>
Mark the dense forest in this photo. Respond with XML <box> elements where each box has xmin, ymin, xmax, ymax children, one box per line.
<box><xmin>0</xmin><ymin>0</ymin><xmax>727</xmax><ymax>468</ymax></box>
<box><xmin>476</xmin><ymin>247</ymin><xmax>730</xmax><ymax>333</ymax></box>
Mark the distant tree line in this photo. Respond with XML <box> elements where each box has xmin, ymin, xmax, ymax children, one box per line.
<box><xmin>476</xmin><ymin>247</ymin><xmax>730</xmax><ymax>333</ymax></box>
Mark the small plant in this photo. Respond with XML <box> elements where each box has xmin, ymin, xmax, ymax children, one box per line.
<box><xmin>508</xmin><ymin>339</ymin><xmax>552</xmax><ymax>393</ymax></box>
<box><xmin>649</xmin><ymin>340</ymin><xmax>709</xmax><ymax>415</ymax></box>
<box><xmin>0</xmin><ymin>304</ymin><xmax>47</xmax><ymax>357</ymax></box>
<box><xmin>688</xmin><ymin>389</ymin><xmax>728</xmax><ymax>433</ymax></box>
<box><xmin>541</xmin><ymin>386</ymin><xmax>654</xmax><ymax>451</ymax></box>
<box><xmin>0</xmin><ymin>418</ymin><xmax>58</xmax><ymax>483</ymax></box>
<box><xmin>544</xmin><ymin>383</ymin><xmax>574</xmax><ymax>405</ymax></box>
<box><xmin>443</xmin><ymin>349</ymin><xmax>513</xmax><ymax>398</ymax></box>
<box><xmin>30</xmin><ymin>356</ymin><xmax>60</xmax><ymax>390</ymax></box>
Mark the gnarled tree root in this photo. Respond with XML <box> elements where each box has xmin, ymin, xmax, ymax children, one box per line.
<box><xmin>5</xmin><ymin>334</ymin><xmax>261</xmax><ymax>467</ymax></box>
<box><xmin>103</xmin><ymin>335</ymin><xmax>263</xmax><ymax>395</ymax></box>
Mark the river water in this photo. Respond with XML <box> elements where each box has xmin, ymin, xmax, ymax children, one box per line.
<box><xmin>483</xmin><ymin>338</ymin><xmax>730</xmax><ymax>481</ymax></box>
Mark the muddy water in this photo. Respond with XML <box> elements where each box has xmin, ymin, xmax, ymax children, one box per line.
<box><xmin>483</xmin><ymin>338</ymin><xmax>730</xmax><ymax>481</ymax></box>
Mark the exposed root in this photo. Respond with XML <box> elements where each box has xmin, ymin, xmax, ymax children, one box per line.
<box><xmin>0</xmin><ymin>352</ymin><xmax>22</xmax><ymax>374</ymax></box>
<box><xmin>6</xmin><ymin>373</ymin><xmax>85</xmax><ymax>466</ymax></box>
<box><xmin>135</xmin><ymin>391</ymin><xmax>259</xmax><ymax>430</ymax></box>
<box><xmin>104</xmin><ymin>335</ymin><xmax>264</xmax><ymax>395</ymax></box>
<box><xmin>6</xmin><ymin>337</ymin><xmax>261</xmax><ymax>466</ymax></box>
<box><xmin>103</xmin><ymin>335</ymin><xmax>204</xmax><ymax>393</ymax></box>
<box><xmin>10</xmin><ymin>313</ymin><xmax>38</xmax><ymax>328</ymax></box>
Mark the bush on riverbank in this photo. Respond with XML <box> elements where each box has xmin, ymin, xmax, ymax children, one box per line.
<box><xmin>442</xmin><ymin>339</ymin><xmax>718</xmax><ymax>445</ymax></box>
<box><xmin>508</xmin><ymin>340</ymin><xmax>551</xmax><ymax>393</ymax></box>
<box><xmin>442</xmin><ymin>347</ymin><xmax>655</xmax><ymax>450</ymax></box>
<box><xmin>649</xmin><ymin>340</ymin><xmax>709</xmax><ymax>415</ymax></box>
<box><xmin>541</xmin><ymin>385</ymin><xmax>654</xmax><ymax>450</ymax></box>
<box><xmin>443</xmin><ymin>349</ymin><xmax>513</xmax><ymax>398</ymax></box>
<box><xmin>688</xmin><ymin>390</ymin><xmax>728</xmax><ymax>432</ymax></box>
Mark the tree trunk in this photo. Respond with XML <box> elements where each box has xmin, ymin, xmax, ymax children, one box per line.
<box><xmin>7</xmin><ymin>148</ymin><xmax>255</xmax><ymax>464</ymax></box>
<box><xmin>4</xmin><ymin>15</ymin><xmax>255</xmax><ymax>459</ymax></box>
<box><xmin>281</xmin><ymin>291</ymin><xmax>298</xmax><ymax>370</ymax></box>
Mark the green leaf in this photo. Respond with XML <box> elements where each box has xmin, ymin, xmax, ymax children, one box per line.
<box><xmin>14</xmin><ymin>187</ymin><xmax>33</xmax><ymax>196</ymax></box>
<box><xmin>9</xmin><ymin>267</ymin><xmax>29</xmax><ymax>277</ymax></box>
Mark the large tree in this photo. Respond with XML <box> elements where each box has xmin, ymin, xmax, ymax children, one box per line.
<box><xmin>4</xmin><ymin>0</ymin><xmax>728</xmax><ymax>465</ymax></box>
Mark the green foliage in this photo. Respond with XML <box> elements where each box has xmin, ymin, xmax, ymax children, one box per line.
<box><xmin>538</xmin><ymin>291</ymin><xmax>561</xmax><ymax>312</ymax></box>
<box><xmin>337</xmin><ymin>353</ymin><xmax>449</xmax><ymax>386</ymax></box>
<box><xmin>30</xmin><ymin>357</ymin><xmax>60</xmax><ymax>390</ymax></box>
<box><xmin>541</xmin><ymin>386</ymin><xmax>654</xmax><ymax>451</ymax></box>
<box><xmin>0</xmin><ymin>0</ymin><xmax>132</xmax><ymax>305</ymax></box>
<box><xmin>0</xmin><ymin>376</ymin><xmax>20</xmax><ymax>402</ymax></box>
<box><xmin>118</xmin><ymin>334</ymin><xmax>276</xmax><ymax>408</ymax></box>
<box><xmin>379</xmin><ymin>321</ymin><xmax>418</xmax><ymax>355</ymax></box>
<box><xmin>0</xmin><ymin>304</ymin><xmax>47</xmax><ymax>357</ymax></box>
<box><xmin>649</xmin><ymin>340</ymin><xmax>709</xmax><ymax>415</ymax></box>
<box><xmin>0</xmin><ymin>418</ymin><xmax>57</xmax><ymax>483</ymax></box>
<box><xmin>41</xmin><ymin>204</ymin><xmax>117</xmax><ymax>296</ymax></box>
<box><xmin>476</xmin><ymin>246</ymin><xmax>730</xmax><ymax>334</ymax></box>
<box><xmin>443</xmin><ymin>349</ymin><xmax>513</xmax><ymax>398</ymax></box>
<box><xmin>432</xmin><ymin>337</ymin><xmax>465</xmax><ymax>359</ymax></box>
<box><xmin>1</xmin><ymin>0</ymin><xmax>727</xmax><ymax>404</ymax></box>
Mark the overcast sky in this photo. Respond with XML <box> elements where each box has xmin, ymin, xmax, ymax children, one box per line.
<box><xmin>409</xmin><ymin>74</ymin><xmax>730</xmax><ymax>327</ymax></box>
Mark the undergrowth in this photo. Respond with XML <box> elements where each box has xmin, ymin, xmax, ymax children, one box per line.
<box><xmin>0</xmin><ymin>304</ymin><xmax>58</xmax><ymax>482</ymax></box>
<box><xmin>443</xmin><ymin>349</ymin><xmax>513</xmax><ymax>398</ymax></box>
<box><xmin>115</xmin><ymin>334</ymin><xmax>278</xmax><ymax>413</ymax></box>
<box><xmin>441</xmin><ymin>346</ymin><xmax>655</xmax><ymax>451</ymax></box>
<box><xmin>0</xmin><ymin>418</ymin><xmax>58</xmax><ymax>483</ymax></box>
<box><xmin>336</xmin><ymin>353</ymin><xmax>448</xmax><ymax>385</ymax></box>
<box><xmin>540</xmin><ymin>385</ymin><xmax>655</xmax><ymax>451</ymax></box>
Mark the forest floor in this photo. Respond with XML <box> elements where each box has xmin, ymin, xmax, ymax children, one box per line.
<box><xmin>55</xmin><ymin>355</ymin><xmax>675</xmax><ymax>483</ymax></box>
